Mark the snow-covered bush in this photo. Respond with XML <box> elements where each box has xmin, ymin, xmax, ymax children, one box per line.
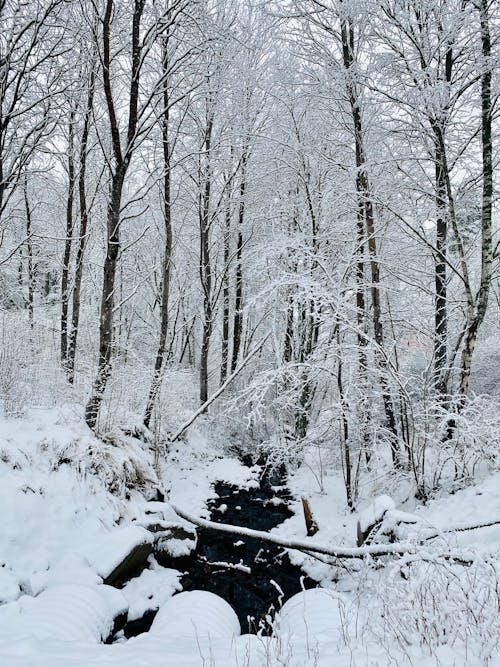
<box><xmin>56</xmin><ymin>429</ymin><xmax>158</xmax><ymax>494</ymax></box>
<box><xmin>360</xmin><ymin>556</ymin><xmax>500</xmax><ymax>663</ymax></box>
<box><xmin>0</xmin><ymin>316</ymin><xmax>31</xmax><ymax>417</ymax></box>
<box><xmin>410</xmin><ymin>394</ymin><xmax>500</xmax><ymax>499</ymax></box>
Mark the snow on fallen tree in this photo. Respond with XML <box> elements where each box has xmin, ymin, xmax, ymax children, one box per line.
<box><xmin>172</xmin><ymin>504</ymin><xmax>500</xmax><ymax>564</ymax></box>
<box><xmin>171</xmin><ymin>504</ymin><xmax>413</xmax><ymax>559</ymax></box>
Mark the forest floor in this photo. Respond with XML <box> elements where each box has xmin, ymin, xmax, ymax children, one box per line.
<box><xmin>1</xmin><ymin>404</ymin><xmax>500</xmax><ymax>666</ymax></box>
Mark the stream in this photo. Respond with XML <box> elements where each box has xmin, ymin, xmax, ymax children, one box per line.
<box><xmin>118</xmin><ymin>458</ymin><xmax>314</xmax><ymax>638</ymax></box>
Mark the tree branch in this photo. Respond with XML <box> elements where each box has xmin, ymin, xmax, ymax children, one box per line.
<box><xmin>170</xmin><ymin>332</ymin><xmax>271</xmax><ymax>442</ymax></box>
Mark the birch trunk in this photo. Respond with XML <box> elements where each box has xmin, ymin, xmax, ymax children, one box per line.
<box><xmin>457</xmin><ymin>0</ymin><xmax>493</xmax><ymax>403</ymax></box>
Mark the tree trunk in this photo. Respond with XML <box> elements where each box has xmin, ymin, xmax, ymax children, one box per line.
<box><xmin>433</xmin><ymin>139</ymin><xmax>448</xmax><ymax>398</ymax></box>
<box><xmin>23</xmin><ymin>179</ymin><xmax>34</xmax><ymax>329</ymax></box>
<box><xmin>337</xmin><ymin>327</ymin><xmax>353</xmax><ymax>509</ymax></box>
<box><xmin>144</xmin><ymin>38</ymin><xmax>174</xmax><ymax>429</ymax></box>
<box><xmin>431</xmin><ymin>39</ymin><xmax>453</xmax><ymax>400</ymax></box>
<box><xmin>67</xmin><ymin>64</ymin><xmax>95</xmax><ymax>384</ymax></box>
<box><xmin>85</xmin><ymin>168</ymin><xmax>126</xmax><ymax>430</ymax></box>
<box><xmin>363</xmin><ymin>186</ymin><xmax>399</xmax><ymax>465</ymax></box>
<box><xmin>341</xmin><ymin>16</ymin><xmax>400</xmax><ymax>466</ymax></box>
<box><xmin>61</xmin><ymin>112</ymin><xmax>75</xmax><ymax>369</ymax></box>
<box><xmin>199</xmin><ymin>111</ymin><xmax>214</xmax><ymax>404</ymax></box>
<box><xmin>230</xmin><ymin>152</ymin><xmax>247</xmax><ymax>373</ymax></box>
<box><xmin>85</xmin><ymin>0</ymin><xmax>144</xmax><ymax>431</ymax></box>
<box><xmin>356</xmin><ymin>196</ymin><xmax>371</xmax><ymax>463</ymax></box>
<box><xmin>457</xmin><ymin>0</ymin><xmax>493</xmax><ymax>403</ymax></box>
<box><xmin>220</xmin><ymin>194</ymin><xmax>231</xmax><ymax>385</ymax></box>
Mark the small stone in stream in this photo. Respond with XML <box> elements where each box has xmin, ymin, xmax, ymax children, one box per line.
<box><xmin>103</xmin><ymin>543</ymin><xmax>153</xmax><ymax>588</ymax></box>
<box><xmin>154</xmin><ymin>525</ymin><xmax>197</xmax><ymax>559</ymax></box>
<box><xmin>104</xmin><ymin>611</ymin><xmax>128</xmax><ymax>643</ymax></box>
<box><xmin>143</xmin><ymin>522</ymin><xmax>168</xmax><ymax>534</ymax></box>
<box><xmin>139</xmin><ymin>518</ymin><xmax>195</xmax><ymax>538</ymax></box>
<box><xmin>154</xmin><ymin>525</ymin><xmax>197</xmax><ymax>542</ymax></box>
<box><xmin>122</xmin><ymin>608</ymin><xmax>158</xmax><ymax>638</ymax></box>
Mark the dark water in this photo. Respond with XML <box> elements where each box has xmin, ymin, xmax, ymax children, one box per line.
<box><xmin>120</xmin><ymin>461</ymin><xmax>314</xmax><ymax>638</ymax></box>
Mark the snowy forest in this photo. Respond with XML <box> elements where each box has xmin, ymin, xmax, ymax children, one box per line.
<box><xmin>0</xmin><ymin>0</ymin><xmax>498</xmax><ymax>664</ymax></box>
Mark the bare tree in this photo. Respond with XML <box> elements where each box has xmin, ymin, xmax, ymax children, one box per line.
<box><xmin>85</xmin><ymin>0</ymin><xmax>171</xmax><ymax>430</ymax></box>
<box><xmin>66</xmin><ymin>53</ymin><xmax>97</xmax><ymax>383</ymax></box>
<box><xmin>144</xmin><ymin>0</ymin><xmax>196</xmax><ymax>428</ymax></box>
<box><xmin>0</xmin><ymin>0</ymin><xmax>64</xmax><ymax>229</ymax></box>
<box><xmin>60</xmin><ymin>107</ymin><xmax>75</xmax><ymax>367</ymax></box>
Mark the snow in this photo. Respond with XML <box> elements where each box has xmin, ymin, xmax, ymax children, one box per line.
<box><xmin>150</xmin><ymin>590</ymin><xmax>241</xmax><ymax>638</ymax></box>
<box><xmin>0</xmin><ymin>566</ymin><xmax>20</xmax><ymax>603</ymax></box>
<box><xmin>120</xmin><ymin>558</ymin><xmax>181</xmax><ymax>621</ymax></box>
<box><xmin>0</xmin><ymin>421</ymin><xmax>120</xmax><ymax>595</ymax></box>
<box><xmin>1</xmin><ymin>408</ymin><xmax>500</xmax><ymax>666</ymax></box>
<box><xmin>84</xmin><ymin>526</ymin><xmax>153</xmax><ymax>580</ymax></box>
<box><xmin>277</xmin><ymin>588</ymin><xmax>348</xmax><ymax>638</ymax></box>
<box><xmin>357</xmin><ymin>494</ymin><xmax>396</xmax><ymax>533</ymax></box>
<box><xmin>0</xmin><ymin>584</ymin><xmax>127</xmax><ymax>643</ymax></box>
<box><xmin>414</xmin><ymin>474</ymin><xmax>500</xmax><ymax>548</ymax></box>
<box><xmin>273</xmin><ymin>588</ymin><xmax>364</xmax><ymax>666</ymax></box>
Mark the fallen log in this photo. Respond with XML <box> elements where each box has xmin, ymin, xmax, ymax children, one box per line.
<box><xmin>171</xmin><ymin>504</ymin><xmax>413</xmax><ymax>560</ymax></box>
<box><xmin>171</xmin><ymin>504</ymin><xmax>499</xmax><ymax>566</ymax></box>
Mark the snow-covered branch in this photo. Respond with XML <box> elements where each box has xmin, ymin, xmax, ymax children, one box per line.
<box><xmin>170</xmin><ymin>333</ymin><xmax>271</xmax><ymax>442</ymax></box>
<box><xmin>171</xmin><ymin>504</ymin><xmax>413</xmax><ymax>559</ymax></box>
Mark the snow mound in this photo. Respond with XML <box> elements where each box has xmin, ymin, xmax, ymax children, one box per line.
<box><xmin>276</xmin><ymin>588</ymin><xmax>347</xmax><ymax>639</ymax></box>
<box><xmin>0</xmin><ymin>583</ymin><xmax>127</xmax><ymax>643</ymax></box>
<box><xmin>150</xmin><ymin>590</ymin><xmax>241</xmax><ymax>638</ymax></box>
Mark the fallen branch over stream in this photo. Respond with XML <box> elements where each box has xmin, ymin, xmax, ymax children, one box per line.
<box><xmin>171</xmin><ymin>504</ymin><xmax>413</xmax><ymax>559</ymax></box>
<box><xmin>172</xmin><ymin>505</ymin><xmax>500</xmax><ymax>565</ymax></box>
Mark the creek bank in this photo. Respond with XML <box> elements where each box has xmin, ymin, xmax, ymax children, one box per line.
<box><xmin>113</xmin><ymin>457</ymin><xmax>315</xmax><ymax>639</ymax></box>
<box><xmin>156</xmin><ymin>460</ymin><xmax>315</xmax><ymax>634</ymax></box>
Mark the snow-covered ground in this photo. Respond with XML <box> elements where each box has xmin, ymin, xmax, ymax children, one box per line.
<box><xmin>1</xmin><ymin>407</ymin><xmax>500</xmax><ymax>666</ymax></box>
